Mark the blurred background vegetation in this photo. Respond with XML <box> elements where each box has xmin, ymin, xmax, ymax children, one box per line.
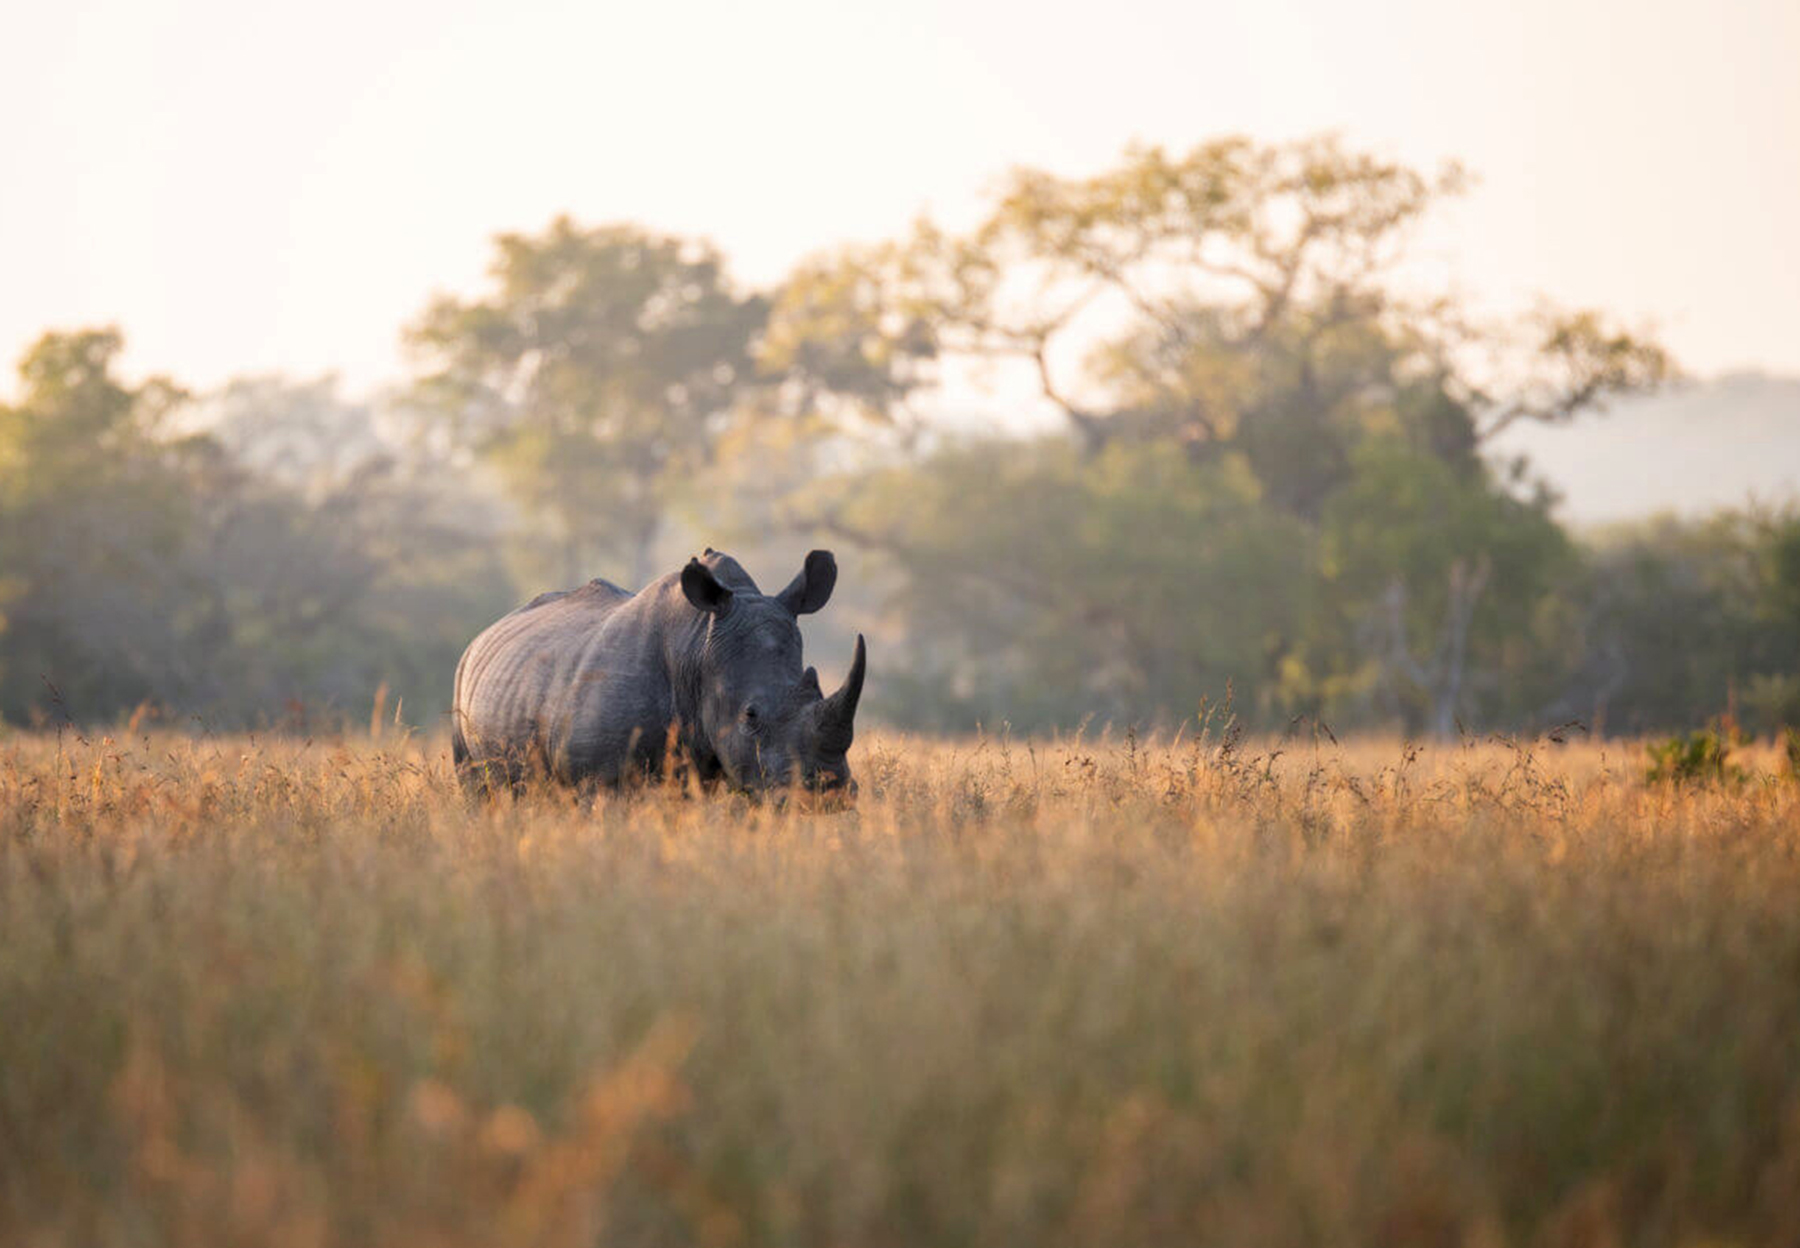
<box><xmin>2</xmin><ymin>136</ymin><xmax>1795</xmax><ymax>739</ymax></box>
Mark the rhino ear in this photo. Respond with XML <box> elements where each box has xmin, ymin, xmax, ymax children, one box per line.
<box><xmin>681</xmin><ymin>558</ymin><xmax>734</xmax><ymax>616</ymax></box>
<box><xmin>777</xmin><ymin>550</ymin><xmax>837</xmax><ymax>616</ymax></box>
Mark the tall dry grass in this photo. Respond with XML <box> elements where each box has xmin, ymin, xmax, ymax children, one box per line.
<box><xmin>3</xmin><ymin>725</ymin><xmax>1799</xmax><ymax>1246</ymax></box>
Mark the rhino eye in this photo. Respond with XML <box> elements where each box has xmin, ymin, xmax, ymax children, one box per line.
<box><xmin>740</xmin><ymin>704</ymin><xmax>761</xmax><ymax>732</ymax></box>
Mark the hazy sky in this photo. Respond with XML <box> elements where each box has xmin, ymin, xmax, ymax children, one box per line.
<box><xmin>4</xmin><ymin>0</ymin><xmax>1797</xmax><ymax>399</ymax></box>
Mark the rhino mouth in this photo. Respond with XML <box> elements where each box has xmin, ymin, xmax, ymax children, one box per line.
<box><xmin>714</xmin><ymin>754</ymin><xmax>857</xmax><ymax>805</ymax></box>
<box><xmin>760</xmin><ymin>780</ymin><xmax>859</xmax><ymax>811</ymax></box>
<box><xmin>796</xmin><ymin>782</ymin><xmax>858</xmax><ymax>811</ymax></box>
<box><xmin>723</xmin><ymin>766</ymin><xmax>856</xmax><ymax>802</ymax></box>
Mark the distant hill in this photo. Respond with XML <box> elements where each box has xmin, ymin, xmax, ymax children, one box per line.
<box><xmin>1491</xmin><ymin>372</ymin><xmax>1800</xmax><ymax>527</ymax></box>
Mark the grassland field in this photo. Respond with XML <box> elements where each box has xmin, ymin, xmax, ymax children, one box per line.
<box><xmin>3</xmin><ymin>724</ymin><xmax>1800</xmax><ymax>1247</ymax></box>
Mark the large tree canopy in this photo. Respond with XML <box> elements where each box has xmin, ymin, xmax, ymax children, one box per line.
<box><xmin>768</xmin><ymin>137</ymin><xmax>1669</xmax><ymax>495</ymax></box>
<box><xmin>406</xmin><ymin>219</ymin><xmax>769</xmax><ymax>586</ymax></box>
<box><xmin>765</xmin><ymin>137</ymin><xmax>1673</xmax><ymax>734</ymax></box>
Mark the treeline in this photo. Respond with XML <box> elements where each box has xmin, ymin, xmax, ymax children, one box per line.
<box><xmin>0</xmin><ymin>333</ymin><xmax>514</xmax><ymax>732</ymax></box>
<box><xmin>2</xmin><ymin>136</ymin><xmax>1795</xmax><ymax>737</ymax></box>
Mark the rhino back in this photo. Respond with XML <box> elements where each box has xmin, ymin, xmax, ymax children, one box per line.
<box><xmin>454</xmin><ymin>578</ymin><xmax>683</xmax><ymax>784</ymax></box>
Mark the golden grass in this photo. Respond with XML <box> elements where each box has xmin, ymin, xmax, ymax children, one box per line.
<box><xmin>3</xmin><ymin>726</ymin><xmax>1800</xmax><ymax>1246</ymax></box>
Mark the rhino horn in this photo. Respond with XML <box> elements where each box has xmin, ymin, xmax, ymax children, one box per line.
<box><xmin>817</xmin><ymin>634</ymin><xmax>866</xmax><ymax>750</ymax></box>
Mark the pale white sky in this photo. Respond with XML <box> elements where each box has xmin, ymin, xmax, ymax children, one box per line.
<box><xmin>3</xmin><ymin>0</ymin><xmax>1798</xmax><ymax>399</ymax></box>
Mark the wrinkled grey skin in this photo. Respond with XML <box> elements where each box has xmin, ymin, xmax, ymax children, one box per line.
<box><xmin>452</xmin><ymin>549</ymin><xmax>864</xmax><ymax>795</ymax></box>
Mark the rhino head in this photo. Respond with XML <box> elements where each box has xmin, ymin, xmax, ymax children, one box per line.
<box><xmin>679</xmin><ymin>549</ymin><xmax>865</xmax><ymax>795</ymax></box>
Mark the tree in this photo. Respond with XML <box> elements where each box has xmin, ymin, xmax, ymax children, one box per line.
<box><xmin>1567</xmin><ymin>508</ymin><xmax>1800</xmax><ymax>735</ymax></box>
<box><xmin>764</xmin><ymin>137</ymin><xmax>1673</xmax><ymax>733</ymax></box>
<box><xmin>406</xmin><ymin>218</ymin><xmax>769</xmax><ymax>587</ymax></box>
<box><xmin>768</xmin><ymin>137</ymin><xmax>1669</xmax><ymax>508</ymax></box>
<box><xmin>1317</xmin><ymin>439</ymin><xmax>1577</xmax><ymax>736</ymax></box>
<box><xmin>0</xmin><ymin>333</ymin><xmax>514</xmax><ymax>728</ymax></box>
<box><xmin>0</xmin><ymin>329</ymin><xmax>209</xmax><ymax>720</ymax></box>
<box><xmin>815</xmin><ymin>437</ymin><xmax>1314</xmax><ymax>731</ymax></box>
<box><xmin>188</xmin><ymin>375</ymin><xmax>517</xmax><ymax>727</ymax></box>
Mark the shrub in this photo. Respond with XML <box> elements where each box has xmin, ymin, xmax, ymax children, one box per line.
<box><xmin>1644</xmin><ymin>720</ymin><xmax>1748</xmax><ymax>785</ymax></box>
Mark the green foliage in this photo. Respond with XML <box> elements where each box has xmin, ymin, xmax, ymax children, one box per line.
<box><xmin>1644</xmin><ymin>721</ymin><xmax>1749</xmax><ymax>786</ymax></box>
<box><xmin>0</xmin><ymin>333</ymin><xmax>513</xmax><ymax>728</ymax></box>
<box><xmin>769</xmin><ymin>136</ymin><xmax>1655</xmax><ymax>735</ymax></box>
<box><xmin>1578</xmin><ymin>508</ymin><xmax>1800</xmax><ymax>736</ymax></box>
<box><xmin>0</xmin><ymin>139</ymin><xmax>1780</xmax><ymax>738</ymax></box>
<box><xmin>764</xmin><ymin>136</ymin><xmax>1665</xmax><ymax>505</ymax></box>
<box><xmin>406</xmin><ymin>218</ymin><xmax>769</xmax><ymax>585</ymax></box>
<box><xmin>0</xmin><ymin>330</ymin><xmax>202</xmax><ymax>719</ymax></box>
<box><xmin>825</xmin><ymin>438</ymin><xmax>1312</xmax><ymax>730</ymax></box>
<box><xmin>1316</xmin><ymin>438</ymin><xmax>1577</xmax><ymax>733</ymax></box>
<box><xmin>1476</xmin><ymin>308</ymin><xmax>1677</xmax><ymax>437</ymax></box>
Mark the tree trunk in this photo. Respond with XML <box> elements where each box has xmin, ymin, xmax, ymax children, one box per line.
<box><xmin>1383</xmin><ymin>555</ymin><xmax>1492</xmax><ymax>739</ymax></box>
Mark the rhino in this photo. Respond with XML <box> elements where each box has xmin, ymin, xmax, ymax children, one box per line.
<box><xmin>451</xmin><ymin>548</ymin><xmax>865</xmax><ymax>795</ymax></box>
